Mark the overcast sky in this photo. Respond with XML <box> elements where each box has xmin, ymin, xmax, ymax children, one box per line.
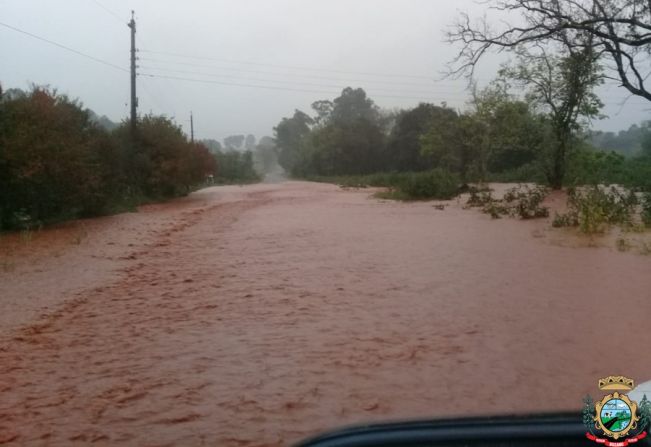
<box><xmin>1</xmin><ymin>0</ymin><xmax>649</xmax><ymax>143</ymax></box>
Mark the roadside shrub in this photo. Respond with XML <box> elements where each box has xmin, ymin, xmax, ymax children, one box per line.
<box><xmin>0</xmin><ymin>87</ymin><xmax>110</xmax><ymax>229</ymax></box>
<box><xmin>0</xmin><ymin>88</ymin><xmax>220</xmax><ymax>231</ymax></box>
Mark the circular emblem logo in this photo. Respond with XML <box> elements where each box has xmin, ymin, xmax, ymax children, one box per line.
<box><xmin>600</xmin><ymin>398</ymin><xmax>633</xmax><ymax>433</ymax></box>
<box><xmin>595</xmin><ymin>392</ymin><xmax>639</xmax><ymax>440</ymax></box>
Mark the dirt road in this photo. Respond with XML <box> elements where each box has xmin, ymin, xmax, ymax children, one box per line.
<box><xmin>1</xmin><ymin>182</ymin><xmax>650</xmax><ymax>446</ymax></box>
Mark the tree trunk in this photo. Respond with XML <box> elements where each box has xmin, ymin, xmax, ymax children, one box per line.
<box><xmin>549</xmin><ymin>137</ymin><xmax>567</xmax><ymax>190</ymax></box>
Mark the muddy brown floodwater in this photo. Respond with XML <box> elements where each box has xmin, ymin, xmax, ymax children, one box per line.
<box><xmin>1</xmin><ymin>181</ymin><xmax>650</xmax><ymax>446</ymax></box>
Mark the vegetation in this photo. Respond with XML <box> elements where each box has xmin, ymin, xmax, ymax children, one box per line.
<box><xmin>588</xmin><ymin>122</ymin><xmax>651</xmax><ymax>157</ymax></box>
<box><xmin>466</xmin><ymin>185</ymin><xmax>550</xmax><ymax>220</ymax></box>
<box><xmin>0</xmin><ymin>86</ymin><xmax>255</xmax><ymax>231</ymax></box>
<box><xmin>499</xmin><ymin>44</ymin><xmax>604</xmax><ymax>189</ymax></box>
<box><xmin>211</xmin><ymin>150</ymin><xmax>259</xmax><ymax>184</ymax></box>
<box><xmin>552</xmin><ymin>186</ymin><xmax>643</xmax><ymax>234</ymax></box>
<box><xmin>310</xmin><ymin>170</ymin><xmax>460</xmax><ymax>201</ymax></box>
<box><xmin>447</xmin><ymin>0</ymin><xmax>651</xmax><ymax>102</ymax></box>
<box><xmin>274</xmin><ymin>81</ymin><xmax>650</xmax><ymax>202</ymax></box>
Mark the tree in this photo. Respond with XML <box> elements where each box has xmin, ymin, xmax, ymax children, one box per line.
<box><xmin>274</xmin><ymin>110</ymin><xmax>314</xmax><ymax>175</ymax></box>
<box><xmin>448</xmin><ymin>0</ymin><xmax>651</xmax><ymax>101</ymax></box>
<box><xmin>200</xmin><ymin>139</ymin><xmax>223</xmax><ymax>153</ymax></box>
<box><xmin>244</xmin><ymin>134</ymin><xmax>256</xmax><ymax>151</ymax></box>
<box><xmin>470</xmin><ymin>82</ymin><xmax>545</xmax><ymax>173</ymax></box>
<box><xmin>420</xmin><ymin>106</ymin><xmax>486</xmax><ymax>183</ymax></box>
<box><xmin>387</xmin><ymin>103</ymin><xmax>453</xmax><ymax>172</ymax></box>
<box><xmin>223</xmin><ymin>134</ymin><xmax>245</xmax><ymax>150</ymax></box>
<box><xmin>0</xmin><ymin>87</ymin><xmax>111</xmax><ymax>227</ymax></box>
<box><xmin>499</xmin><ymin>45</ymin><xmax>603</xmax><ymax>188</ymax></box>
<box><xmin>311</xmin><ymin>100</ymin><xmax>334</xmax><ymax>126</ymax></box>
<box><xmin>330</xmin><ymin>87</ymin><xmax>380</xmax><ymax>125</ymax></box>
<box><xmin>253</xmin><ymin>136</ymin><xmax>278</xmax><ymax>174</ymax></box>
<box><xmin>642</xmin><ymin>124</ymin><xmax>651</xmax><ymax>156</ymax></box>
<box><xmin>298</xmin><ymin>88</ymin><xmax>386</xmax><ymax>176</ymax></box>
<box><xmin>307</xmin><ymin>119</ymin><xmax>386</xmax><ymax>175</ymax></box>
<box><xmin>127</xmin><ymin>115</ymin><xmax>202</xmax><ymax>197</ymax></box>
<box><xmin>212</xmin><ymin>149</ymin><xmax>258</xmax><ymax>183</ymax></box>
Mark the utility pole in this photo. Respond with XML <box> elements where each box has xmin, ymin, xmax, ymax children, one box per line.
<box><xmin>190</xmin><ymin>111</ymin><xmax>195</xmax><ymax>143</ymax></box>
<box><xmin>128</xmin><ymin>11</ymin><xmax>138</xmax><ymax>135</ymax></box>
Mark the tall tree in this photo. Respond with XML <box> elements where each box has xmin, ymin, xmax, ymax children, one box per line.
<box><xmin>387</xmin><ymin>103</ymin><xmax>453</xmax><ymax>172</ymax></box>
<box><xmin>500</xmin><ymin>44</ymin><xmax>603</xmax><ymax>188</ymax></box>
<box><xmin>330</xmin><ymin>87</ymin><xmax>380</xmax><ymax>125</ymax></box>
<box><xmin>274</xmin><ymin>110</ymin><xmax>314</xmax><ymax>175</ymax></box>
<box><xmin>244</xmin><ymin>134</ymin><xmax>256</xmax><ymax>151</ymax></box>
<box><xmin>223</xmin><ymin>134</ymin><xmax>245</xmax><ymax>150</ymax></box>
<box><xmin>470</xmin><ymin>82</ymin><xmax>545</xmax><ymax>173</ymax></box>
<box><xmin>448</xmin><ymin>0</ymin><xmax>651</xmax><ymax>101</ymax></box>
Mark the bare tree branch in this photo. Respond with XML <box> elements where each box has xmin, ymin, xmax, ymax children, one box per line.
<box><xmin>447</xmin><ymin>0</ymin><xmax>651</xmax><ymax>101</ymax></box>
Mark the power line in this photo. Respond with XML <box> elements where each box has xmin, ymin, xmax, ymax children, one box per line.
<box><xmin>137</xmin><ymin>59</ymin><xmax>467</xmax><ymax>90</ymax></box>
<box><xmin>91</xmin><ymin>0</ymin><xmax>127</xmax><ymax>25</ymax></box>
<box><xmin>138</xmin><ymin>65</ymin><xmax>469</xmax><ymax>97</ymax></box>
<box><xmin>139</xmin><ymin>48</ymin><xmax>441</xmax><ymax>81</ymax></box>
<box><xmin>139</xmin><ymin>72</ymin><xmax>459</xmax><ymax>101</ymax></box>
<box><xmin>0</xmin><ymin>21</ymin><xmax>128</xmax><ymax>72</ymax></box>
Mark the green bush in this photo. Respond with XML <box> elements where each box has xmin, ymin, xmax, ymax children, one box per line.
<box><xmin>553</xmin><ymin>186</ymin><xmax>640</xmax><ymax>234</ymax></box>
<box><xmin>486</xmin><ymin>163</ymin><xmax>546</xmax><ymax>184</ymax></box>
<box><xmin>503</xmin><ymin>185</ymin><xmax>550</xmax><ymax>219</ymax></box>
<box><xmin>0</xmin><ymin>88</ymin><xmax>218</xmax><ymax>231</ymax></box>
<box><xmin>467</xmin><ymin>184</ymin><xmax>549</xmax><ymax>219</ymax></box>
<box><xmin>642</xmin><ymin>193</ymin><xmax>651</xmax><ymax>227</ymax></box>
<box><xmin>310</xmin><ymin>170</ymin><xmax>461</xmax><ymax>200</ymax></box>
<box><xmin>395</xmin><ymin>169</ymin><xmax>460</xmax><ymax>200</ymax></box>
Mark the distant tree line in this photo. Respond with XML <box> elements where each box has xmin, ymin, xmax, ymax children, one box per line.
<box><xmin>0</xmin><ymin>86</ymin><xmax>258</xmax><ymax>231</ymax></box>
<box><xmin>274</xmin><ymin>83</ymin><xmax>651</xmax><ymax>192</ymax></box>
<box><xmin>588</xmin><ymin>123</ymin><xmax>651</xmax><ymax>157</ymax></box>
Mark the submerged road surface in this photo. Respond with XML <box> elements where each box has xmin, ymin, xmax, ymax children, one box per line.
<box><xmin>1</xmin><ymin>182</ymin><xmax>650</xmax><ymax>446</ymax></box>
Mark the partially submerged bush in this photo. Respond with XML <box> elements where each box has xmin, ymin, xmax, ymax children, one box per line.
<box><xmin>395</xmin><ymin>169</ymin><xmax>460</xmax><ymax>200</ymax></box>
<box><xmin>503</xmin><ymin>185</ymin><xmax>550</xmax><ymax>219</ymax></box>
<box><xmin>643</xmin><ymin>193</ymin><xmax>651</xmax><ymax>227</ymax></box>
<box><xmin>553</xmin><ymin>186</ymin><xmax>641</xmax><ymax>234</ymax></box>
<box><xmin>466</xmin><ymin>187</ymin><xmax>494</xmax><ymax>207</ymax></box>
<box><xmin>466</xmin><ymin>184</ymin><xmax>549</xmax><ymax>219</ymax></box>
<box><xmin>314</xmin><ymin>170</ymin><xmax>461</xmax><ymax>200</ymax></box>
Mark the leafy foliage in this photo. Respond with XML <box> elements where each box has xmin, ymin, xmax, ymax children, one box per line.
<box><xmin>552</xmin><ymin>186</ymin><xmax>640</xmax><ymax>233</ymax></box>
<box><xmin>0</xmin><ymin>87</ymin><xmax>218</xmax><ymax>230</ymax></box>
<box><xmin>642</xmin><ymin>193</ymin><xmax>651</xmax><ymax>227</ymax></box>
<box><xmin>212</xmin><ymin>150</ymin><xmax>259</xmax><ymax>184</ymax></box>
<box><xmin>310</xmin><ymin>170</ymin><xmax>461</xmax><ymax>201</ymax></box>
<box><xmin>499</xmin><ymin>45</ymin><xmax>604</xmax><ymax>189</ymax></box>
<box><xmin>393</xmin><ymin>169</ymin><xmax>460</xmax><ymax>200</ymax></box>
<box><xmin>466</xmin><ymin>185</ymin><xmax>550</xmax><ymax>219</ymax></box>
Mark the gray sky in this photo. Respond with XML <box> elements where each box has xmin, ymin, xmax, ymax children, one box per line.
<box><xmin>1</xmin><ymin>0</ymin><xmax>649</xmax><ymax>143</ymax></box>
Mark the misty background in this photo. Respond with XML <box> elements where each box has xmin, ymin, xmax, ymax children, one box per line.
<box><xmin>1</xmin><ymin>0</ymin><xmax>649</xmax><ymax>143</ymax></box>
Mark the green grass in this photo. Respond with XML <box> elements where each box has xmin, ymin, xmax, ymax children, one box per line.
<box><xmin>309</xmin><ymin>169</ymin><xmax>461</xmax><ymax>201</ymax></box>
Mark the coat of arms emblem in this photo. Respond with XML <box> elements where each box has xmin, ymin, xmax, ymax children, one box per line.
<box><xmin>584</xmin><ymin>376</ymin><xmax>651</xmax><ymax>446</ymax></box>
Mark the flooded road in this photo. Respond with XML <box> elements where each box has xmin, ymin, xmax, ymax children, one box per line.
<box><xmin>1</xmin><ymin>181</ymin><xmax>650</xmax><ymax>446</ymax></box>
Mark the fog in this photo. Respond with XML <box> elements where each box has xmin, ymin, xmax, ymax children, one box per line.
<box><xmin>1</xmin><ymin>0</ymin><xmax>648</xmax><ymax>142</ymax></box>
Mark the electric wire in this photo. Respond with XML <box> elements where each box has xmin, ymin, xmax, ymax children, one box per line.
<box><xmin>138</xmin><ymin>65</ymin><xmax>468</xmax><ymax>96</ymax></box>
<box><xmin>138</xmin><ymin>72</ymin><xmax>460</xmax><ymax>101</ymax></box>
<box><xmin>0</xmin><ymin>21</ymin><xmax>128</xmax><ymax>72</ymax></box>
<box><xmin>139</xmin><ymin>48</ymin><xmax>440</xmax><ymax>80</ymax></box>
